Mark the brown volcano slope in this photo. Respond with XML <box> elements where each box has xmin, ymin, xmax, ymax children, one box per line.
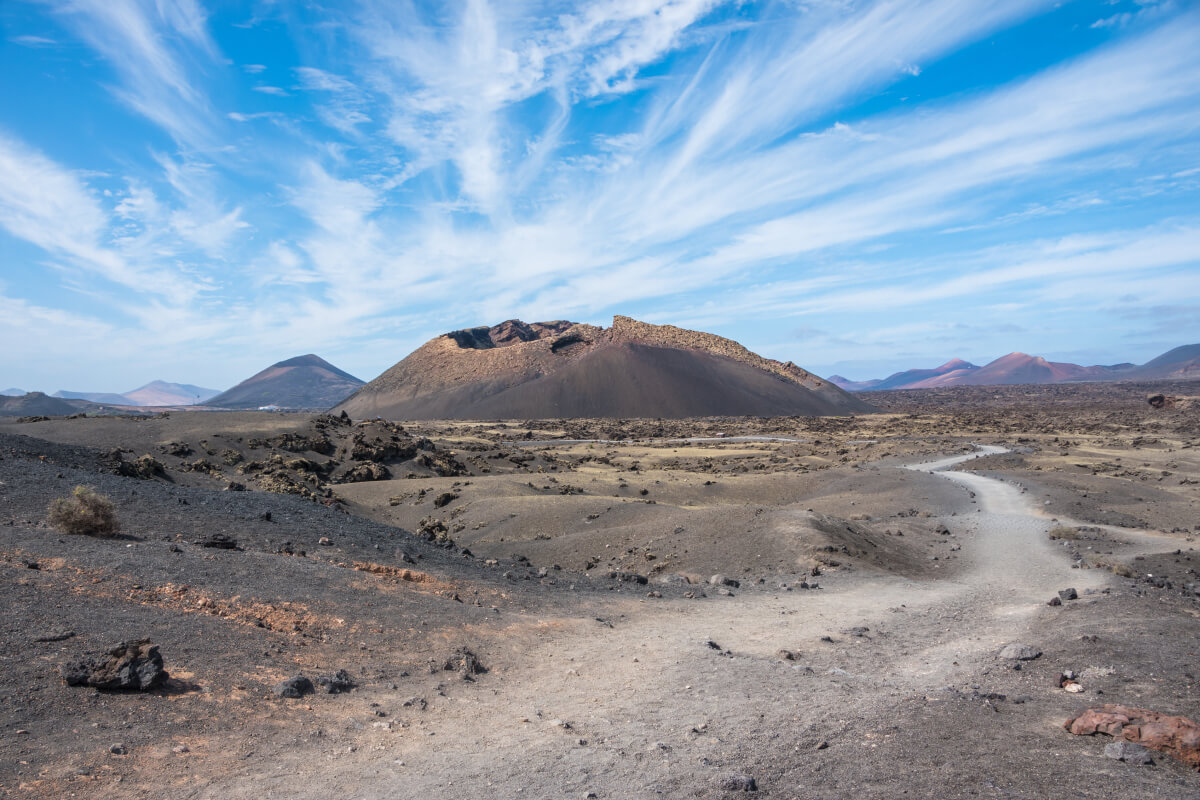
<box><xmin>336</xmin><ymin>315</ymin><xmax>874</xmax><ymax>419</ymax></box>
<box><xmin>207</xmin><ymin>354</ymin><xmax>364</xmax><ymax>410</ymax></box>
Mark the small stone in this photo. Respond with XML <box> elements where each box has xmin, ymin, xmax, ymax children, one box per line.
<box><xmin>998</xmin><ymin>643</ymin><xmax>1041</xmax><ymax>661</ymax></box>
<box><xmin>1064</xmin><ymin>682</ymin><xmax>1084</xmax><ymax>693</ymax></box>
<box><xmin>318</xmin><ymin>537</ymin><xmax>332</xmax><ymax>546</ymax></box>
<box><xmin>1105</xmin><ymin>741</ymin><xmax>1153</xmax><ymax>765</ymax></box>
<box><xmin>110</xmin><ymin>744</ymin><xmax>127</xmax><ymax>755</ymax></box>
<box><xmin>719</xmin><ymin>773</ymin><xmax>757</xmax><ymax>791</ymax></box>
<box><xmin>1048</xmin><ymin>596</ymin><xmax>1062</xmax><ymax>606</ymax></box>
<box><xmin>1058</xmin><ymin>588</ymin><xmax>1078</xmax><ymax>601</ymax></box>
<box><xmin>172</xmin><ymin>744</ymin><xmax>190</xmax><ymax>754</ymax></box>
<box><xmin>816</xmin><ymin>740</ymin><xmax>829</xmax><ymax>750</ymax></box>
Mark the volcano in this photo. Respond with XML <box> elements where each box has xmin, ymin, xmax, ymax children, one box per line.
<box><xmin>207</xmin><ymin>355</ymin><xmax>364</xmax><ymax>410</ymax></box>
<box><xmin>335</xmin><ymin>316</ymin><xmax>874</xmax><ymax>420</ymax></box>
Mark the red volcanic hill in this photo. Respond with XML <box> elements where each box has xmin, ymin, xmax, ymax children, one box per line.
<box><xmin>207</xmin><ymin>355</ymin><xmax>364</xmax><ymax>410</ymax></box>
<box><xmin>335</xmin><ymin>316</ymin><xmax>874</xmax><ymax>420</ymax></box>
<box><xmin>947</xmin><ymin>352</ymin><xmax>1116</xmax><ymax>386</ymax></box>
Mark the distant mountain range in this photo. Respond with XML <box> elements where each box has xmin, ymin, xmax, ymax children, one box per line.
<box><xmin>51</xmin><ymin>381</ymin><xmax>220</xmax><ymax>407</ymax></box>
<box><xmin>829</xmin><ymin>344</ymin><xmax>1200</xmax><ymax>391</ymax></box>
<box><xmin>206</xmin><ymin>354</ymin><xmax>365</xmax><ymax>410</ymax></box>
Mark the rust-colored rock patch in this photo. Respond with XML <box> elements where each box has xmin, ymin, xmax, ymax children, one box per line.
<box><xmin>1065</xmin><ymin>704</ymin><xmax>1200</xmax><ymax>770</ymax></box>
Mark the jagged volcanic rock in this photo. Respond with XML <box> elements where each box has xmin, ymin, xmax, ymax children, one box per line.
<box><xmin>336</xmin><ymin>316</ymin><xmax>874</xmax><ymax>420</ymax></box>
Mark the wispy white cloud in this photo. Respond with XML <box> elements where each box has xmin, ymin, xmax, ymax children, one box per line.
<box><xmin>45</xmin><ymin>0</ymin><xmax>222</xmax><ymax>149</ymax></box>
<box><xmin>5</xmin><ymin>1</ymin><xmax>1200</xmax><ymax>388</ymax></box>
<box><xmin>10</xmin><ymin>34</ymin><xmax>59</xmax><ymax>47</ymax></box>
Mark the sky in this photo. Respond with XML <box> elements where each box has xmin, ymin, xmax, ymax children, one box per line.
<box><xmin>1</xmin><ymin>0</ymin><xmax>1199</xmax><ymax>392</ymax></box>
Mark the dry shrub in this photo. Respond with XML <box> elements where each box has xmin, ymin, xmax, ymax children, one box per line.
<box><xmin>1085</xmin><ymin>555</ymin><xmax>1135</xmax><ymax>578</ymax></box>
<box><xmin>1108</xmin><ymin>562</ymin><xmax>1136</xmax><ymax>578</ymax></box>
<box><xmin>47</xmin><ymin>485</ymin><xmax>120</xmax><ymax>537</ymax></box>
<box><xmin>1048</xmin><ymin>525</ymin><xmax>1080</xmax><ymax>540</ymax></box>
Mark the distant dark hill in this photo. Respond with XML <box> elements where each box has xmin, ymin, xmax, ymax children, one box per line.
<box><xmin>336</xmin><ymin>316</ymin><xmax>874</xmax><ymax>420</ymax></box>
<box><xmin>0</xmin><ymin>392</ymin><xmax>83</xmax><ymax>417</ymax></box>
<box><xmin>207</xmin><ymin>355</ymin><xmax>364</xmax><ymax>410</ymax></box>
<box><xmin>1122</xmin><ymin>343</ymin><xmax>1200</xmax><ymax>380</ymax></box>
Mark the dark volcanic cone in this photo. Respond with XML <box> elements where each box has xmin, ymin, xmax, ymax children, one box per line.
<box><xmin>207</xmin><ymin>355</ymin><xmax>364</xmax><ymax>410</ymax></box>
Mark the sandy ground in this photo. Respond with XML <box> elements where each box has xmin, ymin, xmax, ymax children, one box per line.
<box><xmin>1</xmin><ymin>386</ymin><xmax>1198</xmax><ymax>797</ymax></box>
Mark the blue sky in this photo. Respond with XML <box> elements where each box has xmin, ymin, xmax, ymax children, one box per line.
<box><xmin>1</xmin><ymin>0</ymin><xmax>1198</xmax><ymax>392</ymax></box>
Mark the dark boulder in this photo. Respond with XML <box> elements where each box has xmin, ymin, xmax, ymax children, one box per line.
<box><xmin>62</xmin><ymin>640</ymin><xmax>168</xmax><ymax>691</ymax></box>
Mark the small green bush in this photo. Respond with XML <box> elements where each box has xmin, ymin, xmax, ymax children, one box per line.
<box><xmin>47</xmin><ymin>485</ymin><xmax>120</xmax><ymax>537</ymax></box>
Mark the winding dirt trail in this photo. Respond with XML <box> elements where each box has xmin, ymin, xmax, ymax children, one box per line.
<box><xmin>221</xmin><ymin>446</ymin><xmax>1117</xmax><ymax>799</ymax></box>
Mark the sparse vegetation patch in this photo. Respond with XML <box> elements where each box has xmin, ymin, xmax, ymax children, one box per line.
<box><xmin>47</xmin><ymin>485</ymin><xmax>120</xmax><ymax>537</ymax></box>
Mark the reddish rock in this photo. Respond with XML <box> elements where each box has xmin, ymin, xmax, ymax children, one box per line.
<box><xmin>1065</xmin><ymin>704</ymin><xmax>1200</xmax><ymax>770</ymax></box>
